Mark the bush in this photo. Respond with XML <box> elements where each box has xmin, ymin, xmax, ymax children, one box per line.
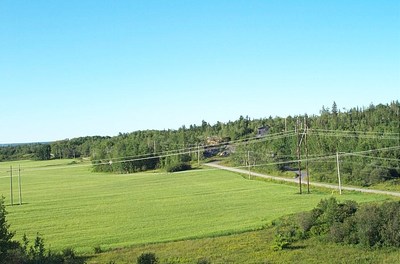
<box><xmin>337</xmin><ymin>200</ymin><xmax>358</xmax><ymax>222</ymax></box>
<box><xmin>197</xmin><ymin>258</ymin><xmax>211</xmax><ymax>264</ymax></box>
<box><xmin>329</xmin><ymin>216</ymin><xmax>358</xmax><ymax>244</ymax></box>
<box><xmin>297</xmin><ymin>211</ymin><xmax>315</xmax><ymax>233</ymax></box>
<box><xmin>271</xmin><ymin>234</ymin><xmax>290</xmax><ymax>251</ymax></box>
<box><xmin>356</xmin><ymin>204</ymin><xmax>382</xmax><ymax>247</ymax></box>
<box><xmin>137</xmin><ymin>252</ymin><xmax>158</xmax><ymax>264</ymax></box>
<box><xmin>359</xmin><ymin>167</ymin><xmax>373</xmax><ymax>186</ymax></box>
<box><xmin>166</xmin><ymin>162</ymin><xmax>192</xmax><ymax>173</ymax></box>
<box><xmin>329</xmin><ymin>222</ymin><xmax>346</xmax><ymax>243</ymax></box>
<box><xmin>94</xmin><ymin>246</ymin><xmax>103</xmax><ymax>254</ymax></box>
<box><xmin>369</xmin><ymin>167</ymin><xmax>390</xmax><ymax>184</ymax></box>
<box><xmin>62</xmin><ymin>247</ymin><xmax>76</xmax><ymax>261</ymax></box>
<box><xmin>380</xmin><ymin>201</ymin><xmax>400</xmax><ymax>247</ymax></box>
<box><xmin>316</xmin><ymin>197</ymin><xmax>341</xmax><ymax>226</ymax></box>
<box><xmin>272</xmin><ymin>215</ymin><xmax>304</xmax><ymax>250</ymax></box>
<box><xmin>341</xmin><ymin>216</ymin><xmax>358</xmax><ymax>244</ymax></box>
<box><xmin>271</xmin><ymin>198</ymin><xmax>400</xmax><ymax>250</ymax></box>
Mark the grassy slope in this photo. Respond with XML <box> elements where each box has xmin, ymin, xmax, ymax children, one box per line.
<box><xmin>0</xmin><ymin>159</ymin><xmax>394</xmax><ymax>254</ymax></box>
<box><xmin>88</xmin><ymin>228</ymin><xmax>400</xmax><ymax>264</ymax></box>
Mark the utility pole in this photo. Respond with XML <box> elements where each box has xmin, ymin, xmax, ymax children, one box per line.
<box><xmin>284</xmin><ymin>117</ymin><xmax>287</xmax><ymax>132</ymax></box>
<box><xmin>248</xmin><ymin>150</ymin><xmax>251</xmax><ymax>179</ymax></box>
<box><xmin>397</xmin><ymin>107</ymin><xmax>399</xmax><ymax>147</ymax></box>
<box><xmin>197</xmin><ymin>143</ymin><xmax>200</xmax><ymax>167</ymax></box>
<box><xmin>396</xmin><ymin>106</ymin><xmax>400</xmax><ymax>171</ymax></box>
<box><xmin>10</xmin><ymin>166</ymin><xmax>13</xmax><ymax>206</ymax></box>
<box><xmin>296</xmin><ymin>118</ymin><xmax>302</xmax><ymax>194</ymax></box>
<box><xmin>305</xmin><ymin>117</ymin><xmax>310</xmax><ymax>194</ymax></box>
<box><xmin>18</xmin><ymin>165</ymin><xmax>22</xmax><ymax>205</ymax></box>
<box><xmin>336</xmin><ymin>152</ymin><xmax>342</xmax><ymax>195</ymax></box>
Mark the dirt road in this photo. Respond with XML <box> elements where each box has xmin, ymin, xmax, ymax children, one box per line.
<box><xmin>205</xmin><ymin>162</ymin><xmax>400</xmax><ymax>198</ymax></box>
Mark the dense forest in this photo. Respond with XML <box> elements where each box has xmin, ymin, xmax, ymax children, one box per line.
<box><xmin>1</xmin><ymin>101</ymin><xmax>399</xmax><ymax>186</ymax></box>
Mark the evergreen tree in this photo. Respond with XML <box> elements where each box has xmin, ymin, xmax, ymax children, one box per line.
<box><xmin>0</xmin><ymin>197</ymin><xmax>16</xmax><ymax>262</ymax></box>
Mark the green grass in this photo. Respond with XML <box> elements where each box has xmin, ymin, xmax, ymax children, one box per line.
<box><xmin>88</xmin><ymin>228</ymin><xmax>400</xmax><ymax>264</ymax></box>
<box><xmin>0</xmin><ymin>159</ymin><xmax>394</xmax><ymax>254</ymax></box>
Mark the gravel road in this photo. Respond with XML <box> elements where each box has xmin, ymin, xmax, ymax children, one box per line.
<box><xmin>205</xmin><ymin>162</ymin><xmax>400</xmax><ymax>198</ymax></box>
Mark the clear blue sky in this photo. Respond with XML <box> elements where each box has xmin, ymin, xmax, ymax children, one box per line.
<box><xmin>1</xmin><ymin>0</ymin><xmax>399</xmax><ymax>143</ymax></box>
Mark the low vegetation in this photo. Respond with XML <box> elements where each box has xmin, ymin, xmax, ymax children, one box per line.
<box><xmin>89</xmin><ymin>220</ymin><xmax>400</xmax><ymax>264</ymax></box>
<box><xmin>272</xmin><ymin>197</ymin><xmax>400</xmax><ymax>250</ymax></box>
<box><xmin>88</xmin><ymin>198</ymin><xmax>400</xmax><ymax>263</ymax></box>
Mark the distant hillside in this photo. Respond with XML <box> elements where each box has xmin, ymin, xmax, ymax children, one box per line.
<box><xmin>0</xmin><ymin>142</ymin><xmax>51</xmax><ymax>147</ymax></box>
<box><xmin>1</xmin><ymin>101</ymin><xmax>399</xmax><ymax>175</ymax></box>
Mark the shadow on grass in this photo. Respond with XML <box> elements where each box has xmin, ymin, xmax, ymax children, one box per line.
<box><xmin>287</xmin><ymin>245</ymin><xmax>307</xmax><ymax>250</ymax></box>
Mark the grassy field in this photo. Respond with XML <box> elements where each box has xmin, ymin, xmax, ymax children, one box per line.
<box><xmin>88</xmin><ymin>228</ymin><xmax>400</xmax><ymax>264</ymax></box>
<box><xmin>0</xmin><ymin>159</ymin><xmax>394</xmax><ymax>254</ymax></box>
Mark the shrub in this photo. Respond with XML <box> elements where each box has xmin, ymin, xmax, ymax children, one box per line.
<box><xmin>341</xmin><ymin>216</ymin><xmax>358</xmax><ymax>244</ymax></box>
<box><xmin>329</xmin><ymin>216</ymin><xmax>358</xmax><ymax>244</ymax></box>
<box><xmin>197</xmin><ymin>258</ymin><xmax>211</xmax><ymax>264</ymax></box>
<box><xmin>297</xmin><ymin>211</ymin><xmax>316</xmax><ymax>233</ymax></box>
<box><xmin>309</xmin><ymin>224</ymin><xmax>329</xmax><ymax>237</ymax></box>
<box><xmin>329</xmin><ymin>222</ymin><xmax>346</xmax><ymax>243</ymax></box>
<box><xmin>94</xmin><ymin>246</ymin><xmax>103</xmax><ymax>254</ymax></box>
<box><xmin>317</xmin><ymin>197</ymin><xmax>341</xmax><ymax>226</ymax></box>
<box><xmin>271</xmin><ymin>234</ymin><xmax>290</xmax><ymax>251</ymax></box>
<box><xmin>369</xmin><ymin>168</ymin><xmax>384</xmax><ymax>183</ymax></box>
<box><xmin>271</xmin><ymin>198</ymin><xmax>400</xmax><ymax>250</ymax></box>
<box><xmin>272</xmin><ymin>215</ymin><xmax>305</xmax><ymax>250</ymax></box>
<box><xmin>356</xmin><ymin>204</ymin><xmax>382</xmax><ymax>247</ymax></box>
<box><xmin>337</xmin><ymin>200</ymin><xmax>358</xmax><ymax>222</ymax></box>
<box><xmin>28</xmin><ymin>233</ymin><xmax>45</xmax><ymax>261</ymax></box>
<box><xmin>380</xmin><ymin>201</ymin><xmax>400</xmax><ymax>247</ymax></box>
<box><xmin>62</xmin><ymin>247</ymin><xmax>76</xmax><ymax>260</ymax></box>
<box><xmin>166</xmin><ymin>162</ymin><xmax>192</xmax><ymax>173</ymax></box>
<box><xmin>137</xmin><ymin>252</ymin><xmax>158</xmax><ymax>264</ymax></box>
<box><xmin>359</xmin><ymin>167</ymin><xmax>373</xmax><ymax>186</ymax></box>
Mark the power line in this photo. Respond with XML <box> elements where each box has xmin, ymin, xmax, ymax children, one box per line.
<box><xmin>236</xmin><ymin>146</ymin><xmax>400</xmax><ymax>171</ymax></box>
<box><xmin>309</xmin><ymin>132</ymin><xmax>398</xmax><ymax>140</ymax></box>
<box><xmin>346</xmin><ymin>153</ymin><xmax>400</xmax><ymax>162</ymax></box>
<box><xmin>311</xmin><ymin>129</ymin><xmax>400</xmax><ymax>136</ymax></box>
<box><xmin>0</xmin><ymin>134</ymin><xmax>297</xmax><ymax>174</ymax></box>
<box><xmin>62</xmin><ymin>130</ymin><xmax>297</xmax><ymax>165</ymax></box>
<box><xmin>2</xmin><ymin>132</ymin><xmax>398</xmax><ymax>174</ymax></box>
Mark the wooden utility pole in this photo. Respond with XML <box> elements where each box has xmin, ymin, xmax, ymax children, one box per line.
<box><xmin>397</xmin><ymin>107</ymin><xmax>400</xmax><ymax>147</ymax></box>
<box><xmin>10</xmin><ymin>166</ymin><xmax>13</xmax><ymax>206</ymax></box>
<box><xmin>296</xmin><ymin>118</ymin><xmax>302</xmax><ymax>194</ymax></box>
<box><xmin>305</xmin><ymin>117</ymin><xmax>310</xmax><ymax>194</ymax></box>
<box><xmin>396</xmin><ymin>106</ymin><xmax>400</xmax><ymax>171</ymax></box>
<box><xmin>284</xmin><ymin>117</ymin><xmax>287</xmax><ymax>132</ymax></box>
<box><xmin>248</xmin><ymin>150</ymin><xmax>251</xmax><ymax>179</ymax></box>
<box><xmin>18</xmin><ymin>165</ymin><xmax>22</xmax><ymax>205</ymax></box>
<box><xmin>336</xmin><ymin>152</ymin><xmax>342</xmax><ymax>195</ymax></box>
<box><xmin>197</xmin><ymin>143</ymin><xmax>200</xmax><ymax>167</ymax></box>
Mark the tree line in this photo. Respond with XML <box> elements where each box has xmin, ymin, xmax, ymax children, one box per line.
<box><xmin>0</xmin><ymin>101</ymin><xmax>399</xmax><ymax>185</ymax></box>
<box><xmin>230</xmin><ymin>101</ymin><xmax>400</xmax><ymax>186</ymax></box>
